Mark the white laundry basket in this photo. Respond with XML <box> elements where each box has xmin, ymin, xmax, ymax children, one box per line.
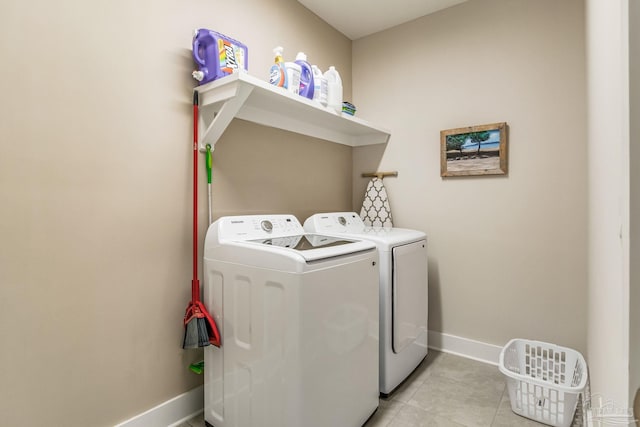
<box><xmin>498</xmin><ymin>338</ymin><xmax>588</xmax><ymax>427</ymax></box>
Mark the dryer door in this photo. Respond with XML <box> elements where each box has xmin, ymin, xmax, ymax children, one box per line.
<box><xmin>392</xmin><ymin>240</ymin><xmax>428</xmax><ymax>353</ymax></box>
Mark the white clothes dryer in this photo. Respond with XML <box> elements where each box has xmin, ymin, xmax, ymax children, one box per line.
<box><xmin>203</xmin><ymin>214</ymin><xmax>379</xmax><ymax>427</ymax></box>
<box><xmin>304</xmin><ymin>212</ymin><xmax>428</xmax><ymax>396</ymax></box>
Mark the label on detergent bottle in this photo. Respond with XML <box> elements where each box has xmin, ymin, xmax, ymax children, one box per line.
<box><xmin>269</xmin><ymin>66</ymin><xmax>286</xmax><ymax>87</ymax></box>
<box><xmin>285</xmin><ymin>62</ymin><xmax>301</xmax><ymax>95</ymax></box>
<box><xmin>217</xmin><ymin>39</ymin><xmax>244</xmax><ymax>74</ymax></box>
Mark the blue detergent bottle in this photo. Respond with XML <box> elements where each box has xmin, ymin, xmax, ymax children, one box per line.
<box><xmin>295</xmin><ymin>52</ymin><xmax>314</xmax><ymax>99</ymax></box>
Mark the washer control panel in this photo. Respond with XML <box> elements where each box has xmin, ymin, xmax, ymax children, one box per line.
<box><xmin>303</xmin><ymin>212</ymin><xmax>365</xmax><ymax>233</ymax></box>
<box><xmin>217</xmin><ymin>214</ymin><xmax>304</xmax><ymax>241</ymax></box>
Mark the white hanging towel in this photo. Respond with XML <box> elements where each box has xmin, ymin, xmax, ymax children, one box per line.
<box><xmin>360</xmin><ymin>177</ymin><xmax>394</xmax><ymax>227</ymax></box>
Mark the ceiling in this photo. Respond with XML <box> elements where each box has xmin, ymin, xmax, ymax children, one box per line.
<box><xmin>297</xmin><ymin>0</ymin><xmax>468</xmax><ymax>40</ymax></box>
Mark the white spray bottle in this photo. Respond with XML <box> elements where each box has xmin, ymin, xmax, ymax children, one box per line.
<box><xmin>269</xmin><ymin>47</ymin><xmax>288</xmax><ymax>88</ymax></box>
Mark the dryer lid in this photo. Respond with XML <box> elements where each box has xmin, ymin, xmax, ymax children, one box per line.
<box><xmin>303</xmin><ymin>212</ymin><xmax>426</xmax><ymax>250</ymax></box>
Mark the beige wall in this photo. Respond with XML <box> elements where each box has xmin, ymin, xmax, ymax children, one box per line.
<box><xmin>0</xmin><ymin>0</ymin><xmax>352</xmax><ymax>426</ymax></box>
<box><xmin>353</xmin><ymin>0</ymin><xmax>588</xmax><ymax>352</ymax></box>
<box><xmin>213</xmin><ymin>120</ymin><xmax>353</xmax><ymax>219</ymax></box>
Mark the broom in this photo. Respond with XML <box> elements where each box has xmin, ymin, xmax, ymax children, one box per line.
<box><xmin>182</xmin><ymin>90</ymin><xmax>221</xmax><ymax>349</ymax></box>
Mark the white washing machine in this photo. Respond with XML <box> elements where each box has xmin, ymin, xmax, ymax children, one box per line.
<box><xmin>203</xmin><ymin>214</ymin><xmax>379</xmax><ymax>427</ymax></box>
<box><xmin>304</xmin><ymin>212</ymin><xmax>428</xmax><ymax>396</ymax></box>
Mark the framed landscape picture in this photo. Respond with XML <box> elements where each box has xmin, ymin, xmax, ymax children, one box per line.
<box><xmin>440</xmin><ymin>122</ymin><xmax>508</xmax><ymax>177</ymax></box>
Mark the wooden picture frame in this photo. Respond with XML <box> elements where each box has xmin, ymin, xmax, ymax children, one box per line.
<box><xmin>440</xmin><ymin>122</ymin><xmax>508</xmax><ymax>177</ymax></box>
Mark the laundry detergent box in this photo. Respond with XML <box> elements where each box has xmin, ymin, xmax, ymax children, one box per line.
<box><xmin>191</xmin><ymin>28</ymin><xmax>248</xmax><ymax>85</ymax></box>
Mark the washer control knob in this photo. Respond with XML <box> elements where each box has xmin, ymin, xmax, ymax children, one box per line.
<box><xmin>261</xmin><ymin>220</ymin><xmax>273</xmax><ymax>233</ymax></box>
<box><xmin>338</xmin><ymin>216</ymin><xmax>347</xmax><ymax>226</ymax></box>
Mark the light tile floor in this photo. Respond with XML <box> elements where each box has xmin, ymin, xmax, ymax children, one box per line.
<box><xmin>182</xmin><ymin>350</ymin><xmax>582</xmax><ymax>427</ymax></box>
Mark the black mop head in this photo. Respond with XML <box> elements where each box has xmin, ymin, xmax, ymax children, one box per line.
<box><xmin>182</xmin><ymin>317</ymin><xmax>211</xmax><ymax>349</ymax></box>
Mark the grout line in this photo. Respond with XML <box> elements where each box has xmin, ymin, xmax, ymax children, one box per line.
<box><xmin>389</xmin><ymin>377</ymin><xmax>425</xmax><ymax>406</ymax></box>
<box><xmin>384</xmin><ymin>400</ymin><xmax>407</xmax><ymax>427</ymax></box>
<box><xmin>489</xmin><ymin>386</ymin><xmax>508</xmax><ymax>426</ymax></box>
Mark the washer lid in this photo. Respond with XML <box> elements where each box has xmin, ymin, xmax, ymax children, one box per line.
<box><xmin>247</xmin><ymin>233</ymin><xmax>375</xmax><ymax>262</ymax></box>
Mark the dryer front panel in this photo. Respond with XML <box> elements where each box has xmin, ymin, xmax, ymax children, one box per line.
<box><xmin>392</xmin><ymin>240</ymin><xmax>428</xmax><ymax>354</ymax></box>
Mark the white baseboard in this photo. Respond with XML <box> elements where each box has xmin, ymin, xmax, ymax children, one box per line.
<box><xmin>428</xmin><ymin>330</ymin><xmax>503</xmax><ymax>366</ymax></box>
<box><xmin>114</xmin><ymin>385</ymin><xmax>203</xmax><ymax>427</ymax></box>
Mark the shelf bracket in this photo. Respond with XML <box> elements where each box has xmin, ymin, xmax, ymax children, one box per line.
<box><xmin>197</xmin><ymin>83</ymin><xmax>254</xmax><ymax>151</ymax></box>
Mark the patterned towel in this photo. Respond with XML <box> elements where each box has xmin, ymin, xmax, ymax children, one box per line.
<box><xmin>360</xmin><ymin>177</ymin><xmax>393</xmax><ymax>227</ymax></box>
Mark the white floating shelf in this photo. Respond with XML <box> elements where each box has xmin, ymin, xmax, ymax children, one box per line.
<box><xmin>195</xmin><ymin>72</ymin><xmax>390</xmax><ymax>150</ymax></box>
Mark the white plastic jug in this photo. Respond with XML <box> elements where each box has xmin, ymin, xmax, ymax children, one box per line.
<box><xmin>324</xmin><ymin>66</ymin><xmax>343</xmax><ymax>114</ymax></box>
<box><xmin>312</xmin><ymin>65</ymin><xmax>328</xmax><ymax>107</ymax></box>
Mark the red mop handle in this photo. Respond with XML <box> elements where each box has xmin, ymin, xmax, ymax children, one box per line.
<box><xmin>192</xmin><ymin>91</ymin><xmax>200</xmax><ymax>302</ymax></box>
